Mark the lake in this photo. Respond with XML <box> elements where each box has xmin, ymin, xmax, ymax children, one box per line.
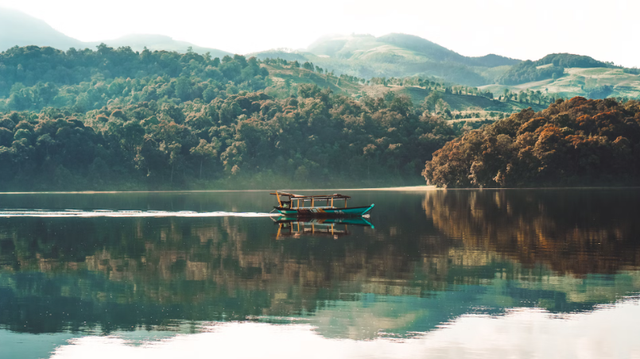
<box><xmin>1</xmin><ymin>188</ymin><xmax>639</xmax><ymax>359</ymax></box>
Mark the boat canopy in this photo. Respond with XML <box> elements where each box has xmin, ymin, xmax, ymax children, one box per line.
<box><xmin>270</xmin><ymin>191</ymin><xmax>350</xmax><ymax>200</ymax></box>
<box><xmin>271</xmin><ymin>191</ymin><xmax>351</xmax><ymax>209</ymax></box>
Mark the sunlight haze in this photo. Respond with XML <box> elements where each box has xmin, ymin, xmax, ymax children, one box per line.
<box><xmin>0</xmin><ymin>0</ymin><xmax>638</xmax><ymax>67</ymax></box>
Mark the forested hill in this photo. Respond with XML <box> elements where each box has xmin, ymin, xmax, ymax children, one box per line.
<box><xmin>0</xmin><ymin>84</ymin><xmax>461</xmax><ymax>191</ymax></box>
<box><xmin>0</xmin><ymin>45</ymin><xmax>543</xmax><ymax>115</ymax></box>
<box><xmin>0</xmin><ymin>45</ymin><xmax>270</xmax><ymax>109</ymax></box>
<box><xmin>423</xmin><ymin>97</ymin><xmax>640</xmax><ymax>187</ymax></box>
<box><xmin>496</xmin><ymin>53</ymin><xmax>613</xmax><ymax>85</ymax></box>
<box><xmin>0</xmin><ymin>45</ymin><xmax>493</xmax><ymax>190</ymax></box>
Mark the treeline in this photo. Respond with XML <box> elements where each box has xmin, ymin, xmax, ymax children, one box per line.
<box><xmin>0</xmin><ymin>83</ymin><xmax>475</xmax><ymax>190</ymax></box>
<box><xmin>0</xmin><ymin>44</ymin><xmax>266</xmax><ymax>92</ymax></box>
<box><xmin>423</xmin><ymin>97</ymin><xmax>640</xmax><ymax>187</ymax></box>
<box><xmin>497</xmin><ymin>53</ymin><xmax>612</xmax><ymax>85</ymax></box>
<box><xmin>497</xmin><ymin>61</ymin><xmax>565</xmax><ymax>85</ymax></box>
<box><xmin>262</xmin><ymin>59</ymin><xmax>493</xmax><ymax>98</ymax></box>
<box><xmin>538</xmin><ymin>53</ymin><xmax>611</xmax><ymax>68</ymax></box>
<box><xmin>308</xmin><ymin>55</ymin><xmax>490</xmax><ymax>87</ymax></box>
<box><xmin>0</xmin><ymin>45</ymin><xmax>269</xmax><ymax>112</ymax></box>
<box><xmin>0</xmin><ymin>45</ymin><xmax>511</xmax><ymax>114</ymax></box>
<box><xmin>370</xmin><ymin>77</ymin><xmax>494</xmax><ymax>98</ymax></box>
<box><xmin>497</xmin><ymin>88</ymin><xmax>559</xmax><ymax>106</ymax></box>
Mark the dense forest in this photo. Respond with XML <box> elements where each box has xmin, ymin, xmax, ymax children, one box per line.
<box><xmin>2</xmin><ymin>45</ymin><xmax>638</xmax><ymax>190</ymax></box>
<box><xmin>0</xmin><ymin>45</ymin><xmax>494</xmax><ymax>190</ymax></box>
<box><xmin>423</xmin><ymin>97</ymin><xmax>640</xmax><ymax>187</ymax></box>
<box><xmin>0</xmin><ymin>87</ymin><xmax>468</xmax><ymax>190</ymax></box>
<box><xmin>0</xmin><ymin>45</ymin><xmax>270</xmax><ymax>112</ymax></box>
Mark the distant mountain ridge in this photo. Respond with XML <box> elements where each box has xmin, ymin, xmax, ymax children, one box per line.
<box><xmin>1</xmin><ymin>7</ymin><xmax>638</xmax><ymax>99</ymax></box>
<box><xmin>377</xmin><ymin>33</ymin><xmax>519</xmax><ymax>67</ymax></box>
<box><xmin>303</xmin><ymin>33</ymin><xmax>518</xmax><ymax>67</ymax></box>
<box><xmin>0</xmin><ymin>7</ymin><xmax>230</xmax><ymax>57</ymax></box>
<box><xmin>0</xmin><ymin>7</ymin><xmax>84</xmax><ymax>51</ymax></box>
<box><xmin>275</xmin><ymin>33</ymin><xmax>521</xmax><ymax>86</ymax></box>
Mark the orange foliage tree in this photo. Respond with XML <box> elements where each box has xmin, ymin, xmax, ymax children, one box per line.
<box><xmin>423</xmin><ymin>97</ymin><xmax>640</xmax><ymax>187</ymax></box>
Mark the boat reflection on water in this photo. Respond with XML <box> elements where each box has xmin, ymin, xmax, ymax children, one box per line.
<box><xmin>273</xmin><ymin>216</ymin><xmax>374</xmax><ymax>240</ymax></box>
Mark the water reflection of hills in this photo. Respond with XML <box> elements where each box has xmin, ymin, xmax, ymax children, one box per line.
<box><xmin>423</xmin><ymin>190</ymin><xmax>640</xmax><ymax>275</ymax></box>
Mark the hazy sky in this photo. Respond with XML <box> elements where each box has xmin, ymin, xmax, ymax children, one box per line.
<box><xmin>1</xmin><ymin>0</ymin><xmax>638</xmax><ymax>67</ymax></box>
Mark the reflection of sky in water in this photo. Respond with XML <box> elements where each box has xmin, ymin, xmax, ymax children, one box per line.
<box><xmin>46</xmin><ymin>297</ymin><xmax>640</xmax><ymax>359</ymax></box>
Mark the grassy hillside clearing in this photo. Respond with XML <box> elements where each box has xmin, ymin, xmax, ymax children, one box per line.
<box><xmin>480</xmin><ymin>67</ymin><xmax>640</xmax><ymax>99</ymax></box>
<box><xmin>265</xmin><ymin>63</ymin><xmax>546</xmax><ymax>116</ymax></box>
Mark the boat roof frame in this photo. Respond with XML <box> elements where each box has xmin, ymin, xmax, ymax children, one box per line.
<box><xmin>270</xmin><ymin>191</ymin><xmax>351</xmax><ymax>200</ymax></box>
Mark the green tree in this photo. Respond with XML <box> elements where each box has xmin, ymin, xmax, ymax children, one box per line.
<box><xmin>190</xmin><ymin>139</ymin><xmax>218</xmax><ymax>179</ymax></box>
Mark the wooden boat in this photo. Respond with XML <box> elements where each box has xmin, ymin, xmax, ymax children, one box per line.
<box><xmin>274</xmin><ymin>217</ymin><xmax>374</xmax><ymax>240</ymax></box>
<box><xmin>271</xmin><ymin>191</ymin><xmax>374</xmax><ymax>217</ymax></box>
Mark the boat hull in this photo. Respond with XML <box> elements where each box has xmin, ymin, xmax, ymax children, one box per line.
<box><xmin>274</xmin><ymin>204</ymin><xmax>374</xmax><ymax>217</ymax></box>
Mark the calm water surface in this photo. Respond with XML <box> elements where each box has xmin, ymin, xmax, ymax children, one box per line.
<box><xmin>1</xmin><ymin>189</ymin><xmax>639</xmax><ymax>359</ymax></box>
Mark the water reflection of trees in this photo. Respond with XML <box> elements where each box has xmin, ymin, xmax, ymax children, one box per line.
<box><xmin>0</xmin><ymin>216</ymin><xmax>452</xmax><ymax>294</ymax></box>
<box><xmin>1</xmin><ymin>195</ymin><xmax>640</xmax><ymax>336</ymax></box>
<box><xmin>423</xmin><ymin>190</ymin><xmax>640</xmax><ymax>275</ymax></box>
<box><xmin>0</xmin><ymin>216</ymin><xmax>455</xmax><ymax>334</ymax></box>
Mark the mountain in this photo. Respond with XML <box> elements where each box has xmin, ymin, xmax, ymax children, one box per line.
<box><xmin>496</xmin><ymin>53</ymin><xmax>612</xmax><ymax>85</ymax></box>
<box><xmin>304</xmin><ymin>33</ymin><xmax>515</xmax><ymax>65</ymax></box>
<box><xmin>298</xmin><ymin>34</ymin><xmax>640</xmax><ymax>99</ymax></box>
<box><xmin>377</xmin><ymin>33</ymin><xmax>518</xmax><ymax>67</ymax></box>
<box><xmin>96</xmin><ymin>34</ymin><xmax>231</xmax><ymax>58</ymax></box>
<box><xmin>0</xmin><ymin>7</ymin><xmax>84</xmax><ymax>52</ymax></box>
<box><xmin>300</xmin><ymin>33</ymin><xmax>520</xmax><ymax>86</ymax></box>
<box><xmin>0</xmin><ymin>8</ymin><xmax>230</xmax><ymax>57</ymax></box>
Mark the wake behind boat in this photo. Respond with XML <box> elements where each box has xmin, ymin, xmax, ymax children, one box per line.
<box><xmin>271</xmin><ymin>191</ymin><xmax>374</xmax><ymax>217</ymax></box>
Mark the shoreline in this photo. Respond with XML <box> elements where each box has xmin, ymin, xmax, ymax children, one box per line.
<box><xmin>2</xmin><ymin>185</ymin><xmax>640</xmax><ymax>195</ymax></box>
<box><xmin>0</xmin><ymin>186</ymin><xmax>436</xmax><ymax>195</ymax></box>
